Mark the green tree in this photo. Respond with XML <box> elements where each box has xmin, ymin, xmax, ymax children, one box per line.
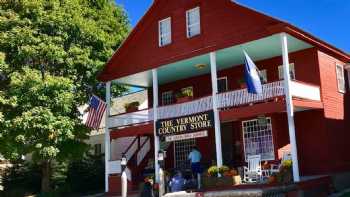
<box><xmin>0</xmin><ymin>0</ymin><xmax>130</xmax><ymax>193</ymax></box>
<box><xmin>0</xmin><ymin>68</ymin><xmax>89</xmax><ymax>192</ymax></box>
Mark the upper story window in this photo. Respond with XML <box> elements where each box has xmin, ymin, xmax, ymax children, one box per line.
<box><xmin>159</xmin><ymin>17</ymin><xmax>172</xmax><ymax>47</ymax></box>
<box><xmin>162</xmin><ymin>91</ymin><xmax>173</xmax><ymax>105</ymax></box>
<box><xmin>218</xmin><ymin>77</ymin><xmax>228</xmax><ymax>93</ymax></box>
<box><xmin>336</xmin><ymin>64</ymin><xmax>345</xmax><ymax>93</ymax></box>
<box><xmin>94</xmin><ymin>144</ymin><xmax>102</xmax><ymax>156</ymax></box>
<box><xmin>186</xmin><ymin>7</ymin><xmax>201</xmax><ymax>38</ymax></box>
<box><xmin>258</xmin><ymin>69</ymin><xmax>267</xmax><ymax>84</ymax></box>
<box><xmin>278</xmin><ymin>63</ymin><xmax>295</xmax><ymax>80</ymax></box>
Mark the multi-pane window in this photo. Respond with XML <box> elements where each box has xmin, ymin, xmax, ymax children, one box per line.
<box><xmin>336</xmin><ymin>64</ymin><xmax>345</xmax><ymax>93</ymax></box>
<box><xmin>278</xmin><ymin>63</ymin><xmax>295</xmax><ymax>80</ymax></box>
<box><xmin>186</xmin><ymin>7</ymin><xmax>201</xmax><ymax>38</ymax></box>
<box><xmin>217</xmin><ymin>77</ymin><xmax>228</xmax><ymax>93</ymax></box>
<box><xmin>258</xmin><ymin>69</ymin><xmax>268</xmax><ymax>84</ymax></box>
<box><xmin>174</xmin><ymin>139</ymin><xmax>196</xmax><ymax>169</ymax></box>
<box><xmin>94</xmin><ymin>144</ymin><xmax>102</xmax><ymax>156</ymax></box>
<box><xmin>161</xmin><ymin>91</ymin><xmax>173</xmax><ymax>105</ymax></box>
<box><xmin>159</xmin><ymin>17</ymin><xmax>171</xmax><ymax>46</ymax></box>
<box><xmin>242</xmin><ymin>118</ymin><xmax>275</xmax><ymax>161</ymax></box>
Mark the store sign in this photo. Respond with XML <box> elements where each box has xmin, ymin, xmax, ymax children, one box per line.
<box><xmin>156</xmin><ymin>111</ymin><xmax>214</xmax><ymax>137</ymax></box>
<box><xmin>165</xmin><ymin>130</ymin><xmax>208</xmax><ymax>142</ymax></box>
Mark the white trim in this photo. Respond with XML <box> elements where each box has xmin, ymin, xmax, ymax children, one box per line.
<box><xmin>210</xmin><ymin>52</ymin><xmax>223</xmax><ymax>167</ymax></box>
<box><xmin>104</xmin><ymin>81</ymin><xmax>111</xmax><ymax>192</ymax></box>
<box><xmin>186</xmin><ymin>7</ymin><xmax>201</xmax><ymax>38</ymax></box>
<box><xmin>217</xmin><ymin>76</ymin><xmax>228</xmax><ymax>93</ymax></box>
<box><xmin>336</xmin><ymin>64</ymin><xmax>346</xmax><ymax>93</ymax></box>
<box><xmin>241</xmin><ymin>118</ymin><xmax>275</xmax><ymax>161</ymax></box>
<box><xmin>278</xmin><ymin>63</ymin><xmax>295</xmax><ymax>80</ymax></box>
<box><xmin>161</xmin><ymin>90</ymin><xmax>173</xmax><ymax>105</ymax></box>
<box><xmin>152</xmin><ymin>69</ymin><xmax>160</xmax><ymax>182</ymax></box>
<box><xmin>158</xmin><ymin>17</ymin><xmax>172</xmax><ymax>47</ymax></box>
<box><xmin>280</xmin><ymin>33</ymin><xmax>300</xmax><ymax>182</ymax></box>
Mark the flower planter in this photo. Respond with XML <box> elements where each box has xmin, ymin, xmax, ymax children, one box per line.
<box><xmin>232</xmin><ymin>175</ymin><xmax>242</xmax><ymax>185</ymax></box>
<box><xmin>202</xmin><ymin>176</ymin><xmax>233</xmax><ymax>188</ymax></box>
<box><xmin>239</xmin><ymin>83</ymin><xmax>247</xmax><ymax>89</ymax></box>
<box><xmin>176</xmin><ymin>96</ymin><xmax>192</xmax><ymax>103</ymax></box>
<box><xmin>125</xmin><ymin>106</ymin><xmax>138</xmax><ymax>113</ymax></box>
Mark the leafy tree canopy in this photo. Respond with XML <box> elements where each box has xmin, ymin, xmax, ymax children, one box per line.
<box><xmin>0</xmin><ymin>0</ymin><xmax>129</xmax><ymax>100</ymax></box>
<box><xmin>0</xmin><ymin>0</ymin><xmax>130</xmax><ymax>192</ymax></box>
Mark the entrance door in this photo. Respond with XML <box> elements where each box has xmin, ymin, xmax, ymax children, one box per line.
<box><xmin>221</xmin><ymin>123</ymin><xmax>233</xmax><ymax>165</ymax></box>
<box><xmin>174</xmin><ymin>139</ymin><xmax>196</xmax><ymax>169</ymax></box>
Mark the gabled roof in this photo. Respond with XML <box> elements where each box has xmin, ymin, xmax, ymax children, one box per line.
<box><xmin>98</xmin><ymin>0</ymin><xmax>350</xmax><ymax>82</ymax></box>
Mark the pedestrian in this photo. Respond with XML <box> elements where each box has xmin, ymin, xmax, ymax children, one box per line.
<box><xmin>169</xmin><ymin>171</ymin><xmax>186</xmax><ymax>192</ymax></box>
<box><xmin>188</xmin><ymin>146</ymin><xmax>202</xmax><ymax>189</ymax></box>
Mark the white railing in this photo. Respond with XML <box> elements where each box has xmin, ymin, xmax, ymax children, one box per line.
<box><xmin>109</xmin><ymin>80</ymin><xmax>321</xmax><ymax>128</ymax></box>
<box><xmin>217</xmin><ymin>81</ymin><xmax>285</xmax><ymax>108</ymax></box>
<box><xmin>290</xmin><ymin>81</ymin><xmax>321</xmax><ymax>101</ymax></box>
<box><xmin>109</xmin><ymin>109</ymin><xmax>153</xmax><ymax>129</ymax></box>
<box><xmin>158</xmin><ymin>96</ymin><xmax>213</xmax><ymax>119</ymax></box>
<box><xmin>137</xmin><ymin>138</ymin><xmax>151</xmax><ymax>165</ymax></box>
<box><xmin>124</xmin><ymin>138</ymin><xmax>139</xmax><ymax>161</ymax></box>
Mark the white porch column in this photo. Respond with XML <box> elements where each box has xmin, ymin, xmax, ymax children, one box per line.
<box><xmin>104</xmin><ymin>81</ymin><xmax>111</xmax><ymax>192</ymax></box>
<box><xmin>210</xmin><ymin>52</ymin><xmax>223</xmax><ymax>167</ymax></box>
<box><xmin>280</xmin><ymin>33</ymin><xmax>300</xmax><ymax>182</ymax></box>
<box><xmin>152</xmin><ymin>69</ymin><xmax>160</xmax><ymax>182</ymax></box>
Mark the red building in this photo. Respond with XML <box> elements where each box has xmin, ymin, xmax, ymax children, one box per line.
<box><xmin>97</xmin><ymin>0</ymin><xmax>350</xmax><ymax>194</ymax></box>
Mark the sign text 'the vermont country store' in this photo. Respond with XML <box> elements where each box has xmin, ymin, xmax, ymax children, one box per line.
<box><xmin>156</xmin><ymin>111</ymin><xmax>214</xmax><ymax>137</ymax></box>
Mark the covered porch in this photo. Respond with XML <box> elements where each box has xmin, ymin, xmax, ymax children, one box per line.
<box><xmin>104</xmin><ymin>32</ymin><xmax>323</xmax><ymax>194</ymax></box>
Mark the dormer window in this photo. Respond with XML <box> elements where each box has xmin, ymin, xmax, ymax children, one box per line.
<box><xmin>186</xmin><ymin>7</ymin><xmax>200</xmax><ymax>38</ymax></box>
<box><xmin>159</xmin><ymin>17</ymin><xmax>171</xmax><ymax>47</ymax></box>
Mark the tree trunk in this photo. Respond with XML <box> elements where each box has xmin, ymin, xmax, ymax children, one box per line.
<box><xmin>41</xmin><ymin>160</ymin><xmax>51</xmax><ymax>193</ymax></box>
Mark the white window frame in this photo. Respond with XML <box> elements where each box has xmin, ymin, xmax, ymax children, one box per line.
<box><xmin>94</xmin><ymin>144</ymin><xmax>102</xmax><ymax>156</ymax></box>
<box><xmin>242</xmin><ymin>118</ymin><xmax>275</xmax><ymax>161</ymax></box>
<box><xmin>217</xmin><ymin>76</ymin><xmax>228</xmax><ymax>93</ymax></box>
<box><xmin>258</xmin><ymin>69</ymin><xmax>268</xmax><ymax>84</ymax></box>
<box><xmin>174</xmin><ymin>139</ymin><xmax>196</xmax><ymax>169</ymax></box>
<box><xmin>278</xmin><ymin>63</ymin><xmax>295</xmax><ymax>80</ymax></box>
<box><xmin>161</xmin><ymin>91</ymin><xmax>173</xmax><ymax>105</ymax></box>
<box><xmin>347</xmin><ymin>69</ymin><xmax>350</xmax><ymax>91</ymax></box>
<box><xmin>186</xmin><ymin>7</ymin><xmax>201</xmax><ymax>38</ymax></box>
<box><xmin>336</xmin><ymin>64</ymin><xmax>346</xmax><ymax>93</ymax></box>
<box><xmin>159</xmin><ymin>17</ymin><xmax>172</xmax><ymax>47</ymax></box>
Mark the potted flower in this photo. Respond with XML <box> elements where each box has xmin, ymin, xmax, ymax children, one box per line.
<box><xmin>175</xmin><ymin>89</ymin><xmax>193</xmax><ymax>103</ymax></box>
<box><xmin>237</xmin><ymin>78</ymin><xmax>247</xmax><ymax>89</ymax></box>
<box><xmin>203</xmin><ymin>165</ymin><xmax>234</xmax><ymax>188</ymax></box>
<box><xmin>124</xmin><ymin>101</ymin><xmax>140</xmax><ymax>113</ymax></box>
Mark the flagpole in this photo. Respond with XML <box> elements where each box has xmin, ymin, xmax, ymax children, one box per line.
<box><xmin>104</xmin><ymin>81</ymin><xmax>111</xmax><ymax>192</ymax></box>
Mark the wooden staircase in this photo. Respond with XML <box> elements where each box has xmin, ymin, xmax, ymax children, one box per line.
<box><xmin>108</xmin><ymin>135</ymin><xmax>153</xmax><ymax>195</ymax></box>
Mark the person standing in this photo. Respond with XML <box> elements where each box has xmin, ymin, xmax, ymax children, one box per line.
<box><xmin>188</xmin><ymin>146</ymin><xmax>202</xmax><ymax>189</ymax></box>
<box><xmin>169</xmin><ymin>171</ymin><xmax>186</xmax><ymax>192</ymax></box>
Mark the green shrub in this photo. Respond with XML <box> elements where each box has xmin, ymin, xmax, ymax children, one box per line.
<box><xmin>65</xmin><ymin>154</ymin><xmax>104</xmax><ymax>195</ymax></box>
<box><xmin>2</xmin><ymin>162</ymin><xmax>41</xmax><ymax>197</ymax></box>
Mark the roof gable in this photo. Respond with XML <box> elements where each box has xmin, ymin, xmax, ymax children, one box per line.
<box><xmin>98</xmin><ymin>0</ymin><xmax>349</xmax><ymax>82</ymax></box>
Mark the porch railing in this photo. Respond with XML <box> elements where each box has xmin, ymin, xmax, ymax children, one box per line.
<box><xmin>217</xmin><ymin>80</ymin><xmax>285</xmax><ymax>108</ymax></box>
<box><xmin>109</xmin><ymin>80</ymin><xmax>320</xmax><ymax>128</ymax></box>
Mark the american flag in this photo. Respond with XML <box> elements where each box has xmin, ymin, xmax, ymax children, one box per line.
<box><xmin>85</xmin><ymin>95</ymin><xmax>107</xmax><ymax>129</ymax></box>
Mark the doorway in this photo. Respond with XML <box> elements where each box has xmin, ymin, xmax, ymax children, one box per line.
<box><xmin>174</xmin><ymin>139</ymin><xmax>196</xmax><ymax>169</ymax></box>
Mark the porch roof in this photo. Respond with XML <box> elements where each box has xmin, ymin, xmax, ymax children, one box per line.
<box><xmin>113</xmin><ymin>33</ymin><xmax>311</xmax><ymax>87</ymax></box>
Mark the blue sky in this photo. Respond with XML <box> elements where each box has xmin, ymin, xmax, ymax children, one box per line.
<box><xmin>115</xmin><ymin>0</ymin><xmax>350</xmax><ymax>53</ymax></box>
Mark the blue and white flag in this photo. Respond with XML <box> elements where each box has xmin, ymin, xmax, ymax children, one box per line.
<box><xmin>243</xmin><ymin>50</ymin><xmax>262</xmax><ymax>94</ymax></box>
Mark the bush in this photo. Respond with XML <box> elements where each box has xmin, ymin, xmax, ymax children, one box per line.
<box><xmin>65</xmin><ymin>154</ymin><xmax>105</xmax><ymax>195</ymax></box>
<box><xmin>2</xmin><ymin>162</ymin><xmax>41</xmax><ymax>197</ymax></box>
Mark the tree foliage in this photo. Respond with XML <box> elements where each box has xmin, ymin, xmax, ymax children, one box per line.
<box><xmin>0</xmin><ymin>0</ymin><xmax>130</xmax><ymax>192</ymax></box>
<box><xmin>0</xmin><ymin>0</ymin><xmax>129</xmax><ymax>100</ymax></box>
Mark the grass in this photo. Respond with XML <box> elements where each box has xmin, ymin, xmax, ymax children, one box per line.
<box><xmin>341</xmin><ymin>192</ymin><xmax>350</xmax><ymax>197</ymax></box>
